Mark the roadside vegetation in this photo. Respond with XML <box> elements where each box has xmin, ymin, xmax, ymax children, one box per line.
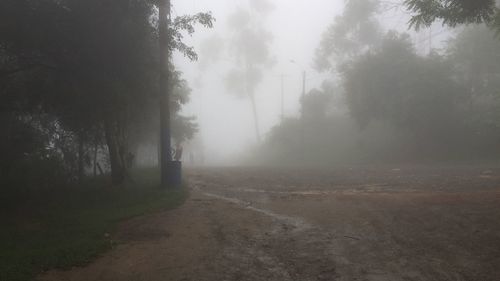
<box><xmin>1</xmin><ymin>1</ymin><xmax>209</xmax><ymax>280</ymax></box>
<box><xmin>0</xmin><ymin>169</ymin><xmax>187</xmax><ymax>281</ymax></box>
<box><xmin>253</xmin><ymin>0</ymin><xmax>500</xmax><ymax>166</ymax></box>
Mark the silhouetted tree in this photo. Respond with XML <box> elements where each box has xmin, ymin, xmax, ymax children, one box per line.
<box><xmin>224</xmin><ymin>0</ymin><xmax>275</xmax><ymax>143</ymax></box>
<box><xmin>315</xmin><ymin>0</ymin><xmax>382</xmax><ymax>71</ymax></box>
<box><xmin>0</xmin><ymin>0</ymin><xmax>213</xmax><ymax>186</ymax></box>
<box><xmin>343</xmin><ymin>32</ymin><xmax>468</xmax><ymax>153</ymax></box>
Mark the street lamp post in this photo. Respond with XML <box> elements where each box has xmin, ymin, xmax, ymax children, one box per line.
<box><xmin>290</xmin><ymin>60</ymin><xmax>307</xmax><ymax>161</ymax></box>
<box><xmin>301</xmin><ymin>70</ymin><xmax>306</xmax><ymax>106</ymax></box>
<box><xmin>159</xmin><ymin>0</ymin><xmax>181</xmax><ymax>188</ymax></box>
<box><xmin>280</xmin><ymin>74</ymin><xmax>285</xmax><ymax>122</ymax></box>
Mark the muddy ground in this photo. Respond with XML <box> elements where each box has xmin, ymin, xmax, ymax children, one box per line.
<box><xmin>40</xmin><ymin>166</ymin><xmax>500</xmax><ymax>281</ymax></box>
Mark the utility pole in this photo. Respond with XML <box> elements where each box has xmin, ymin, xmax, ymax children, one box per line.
<box><xmin>159</xmin><ymin>0</ymin><xmax>172</xmax><ymax>188</ymax></box>
<box><xmin>280</xmin><ymin>74</ymin><xmax>285</xmax><ymax>122</ymax></box>
<box><xmin>300</xmin><ymin>70</ymin><xmax>306</xmax><ymax>161</ymax></box>
<box><xmin>289</xmin><ymin>60</ymin><xmax>307</xmax><ymax>161</ymax></box>
<box><xmin>301</xmin><ymin>71</ymin><xmax>306</xmax><ymax>104</ymax></box>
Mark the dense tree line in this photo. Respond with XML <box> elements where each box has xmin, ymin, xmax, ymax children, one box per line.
<box><xmin>0</xmin><ymin>0</ymin><xmax>212</xmax><ymax>189</ymax></box>
<box><xmin>256</xmin><ymin>1</ymin><xmax>500</xmax><ymax>165</ymax></box>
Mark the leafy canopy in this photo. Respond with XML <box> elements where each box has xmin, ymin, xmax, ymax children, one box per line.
<box><xmin>404</xmin><ymin>0</ymin><xmax>500</xmax><ymax>32</ymax></box>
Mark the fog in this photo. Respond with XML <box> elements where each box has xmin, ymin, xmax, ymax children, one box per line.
<box><xmin>171</xmin><ymin>0</ymin><xmax>454</xmax><ymax>165</ymax></box>
<box><xmin>5</xmin><ymin>0</ymin><xmax>497</xmax><ymax>179</ymax></box>
<box><xmin>4</xmin><ymin>1</ymin><xmax>500</xmax><ymax>279</ymax></box>
<box><xmin>170</xmin><ymin>0</ymin><xmax>336</xmax><ymax>164</ymax></box>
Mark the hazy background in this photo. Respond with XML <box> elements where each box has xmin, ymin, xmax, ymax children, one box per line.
<box><xmin>171</xmin><ymin>0</ymin><xmax>452</xmax><ymax>165</ymax></box>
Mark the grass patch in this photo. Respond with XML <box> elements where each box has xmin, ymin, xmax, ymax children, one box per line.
<box><xmin>0</xmin><ymin>168</ymin><xmax>187</xmax><ymax>281</ymax></box>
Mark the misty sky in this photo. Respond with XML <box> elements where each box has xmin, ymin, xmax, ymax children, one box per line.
<box><xmin>171</xmin><ymin>0</ymin><xmax>451</xmax><ymax>164</ymax></box>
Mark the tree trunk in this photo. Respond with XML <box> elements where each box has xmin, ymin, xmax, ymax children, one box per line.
<box><xmin>159</xmin><ymin>0</ymin><xmax>172</xmax><ymax>187</ymax></box>
<box><xmin>104</xmin><ymin>119</ymin><xmax>125</xmax><ymax>185</ymax></box>
<box><xmin>93</xmin><ymin>141</ymin><xmax>98</xmax><ymax>177</ymax></box>
<box><xmin>245</xmin><ymin>62</ymin><xmax>261</xmax><ymax>143</ymax></box>
<box><xmin>77</xmin><ymin>133</ymin><xmax>85</xmax><ymax>183</ymax></box>
<box><xmin>97</xmin><ymin>162</ymin><xmax>104</xmax><ymax>176</ymax></box>
<box><xmin>249</xmin><ymin>91</ymin><xmax>261</xmax><ymax>143</ymax></box>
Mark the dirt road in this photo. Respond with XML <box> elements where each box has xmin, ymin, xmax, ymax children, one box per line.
<box><xmin>40</xmin><ymin>166</ymin><xmax>500</xmax><ymax>281</ymax></box>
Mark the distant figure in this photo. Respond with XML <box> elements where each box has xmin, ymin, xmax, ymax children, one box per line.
<box><xmin>174</xmin><ymin>143</ymin><xmax>183</xmax><ymax>161</ymax></box>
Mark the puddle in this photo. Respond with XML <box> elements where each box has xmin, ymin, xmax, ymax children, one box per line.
<box><xmin>200</xmin><ymin>191</ymin><xmax>311</xmax><ymax>232</ymax></box>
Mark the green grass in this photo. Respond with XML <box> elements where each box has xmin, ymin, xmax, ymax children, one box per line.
<box><xmin>0</xmin><ymin>169</ymin><xmax>187</xmax><ymax>281</ymax></box>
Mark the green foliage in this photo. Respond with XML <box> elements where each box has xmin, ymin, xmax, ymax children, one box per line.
<box><xmin>171</xmin><ymin>12</ymin><xmax>215</xmax><ymax>60</ymax></box>
<box><xmin>257</xmin><ymin>114</ymin><xmax>415</xmax><ymax>166</ymax></box>
<box><xmin>448</xmin><ymin>25</ymin><xmax>500</xmax><ymax>132</ymax></box>
<box><xmin>0</xmin><ymin>113</ymin><xmax>74</xmax><ymax>189</ymax></box>
<box><xmin>343</xmin><ymin>32</ymin><xmax>468</xmax><ymax>150</ymax></box>
<box><xmin>219</xmin><ymin>0</ymin><xmax>275</xmax><ymax>141</ymax></box>
<box><xmin>128</xmin><ymin>67</ymin><xmax>198</xmax><ymax>152</ymax></box>
<box><xmin>224</xmin><ymin>3</ymin><xmax>275</xmax><ymax>97</ymax></box>
<box><xmin>0</xmin><ymin>169</ymin><xmax>187</xmax><ymax>281</ymax></box>
<box><xmin>1</xmin><ymin>0</ymin><xmax>161</xmax><ymax>184</ymax></box>
<box><xmin>260</xmin><ymin>26</ymin><xmax>500</xmax><ymax>164</ymax></box>
<box><xmin>315</xmin><ymin>0</ymin><xmax>382</xmax><ymax>71</ymax></box>
<box><xmin>0</xmin><ymin>0</ymin><xmax>212</xmax><ymax>185</ymax></box>
<box><xmin>404</xmin><ymin>0</ymin><xmax>500</xmax><ymax>33</ymax></box>
<box><xmin>301</xmin><ymin>88</ymin><xmax>334</xmax><ymax>121</ymax></box>
<box><xmin>258</xmin><ymin>0</ymin><xmax>500</xmax><ymax>165</ymax></box>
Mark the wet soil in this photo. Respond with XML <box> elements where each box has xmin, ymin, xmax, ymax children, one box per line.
<box><xmin>39</xmin><ymin>166</ymin><xmax>500</xmax><ymax>281</ymax></box>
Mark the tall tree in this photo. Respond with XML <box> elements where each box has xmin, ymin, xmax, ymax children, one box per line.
<box><xmin>0</xmin><ymin>0</ymin><xmax>213</xmax><ymax>186</ymax></box>
<box><xmin>447</xmin><ymin>25</ymin><xmax>500</xmax><ymax>136</ymax></box>
<box><xmin>224</xmin><ymin>0</ymin><xmax>275</xmax><ymax>143</ymax></box>
<box><xmin>343</xmin><ymin>32</ymin><xmax>466</xmax><ymax>152</ymax></box>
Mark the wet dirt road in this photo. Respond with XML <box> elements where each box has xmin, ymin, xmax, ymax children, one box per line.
<box><xmin>40</xmin><ymin>166</ymin><xmax>500</xmax><ymax>281</ymax></box>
